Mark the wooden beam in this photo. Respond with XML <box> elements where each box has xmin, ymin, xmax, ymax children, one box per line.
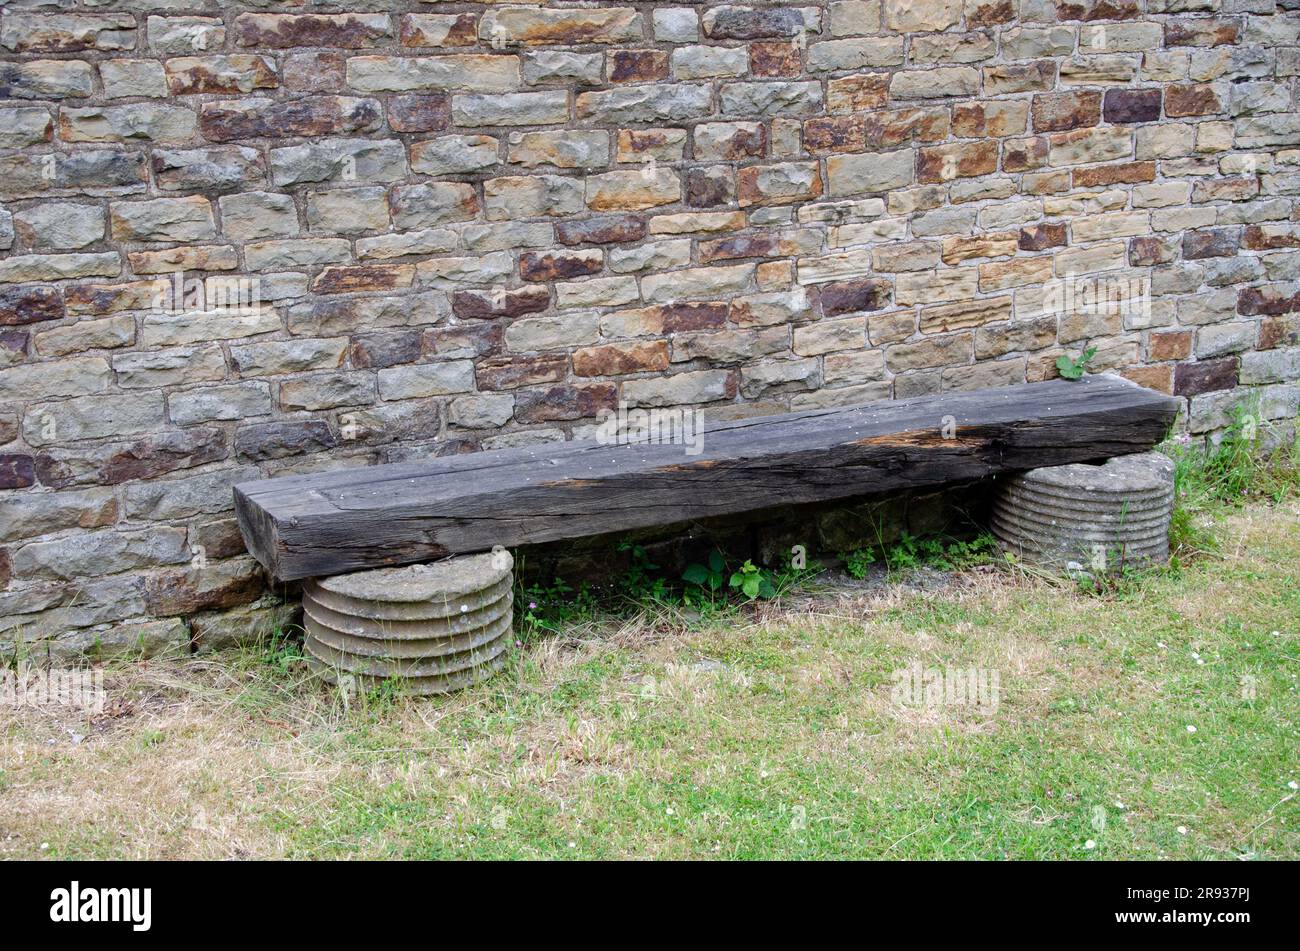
<box><xmin>234</xmin><ymin>375</ymin><xmax>1180</xmax><ymax>581</ymax></box>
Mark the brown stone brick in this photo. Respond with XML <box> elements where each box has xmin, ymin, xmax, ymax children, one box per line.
<box><xmin>0</xmin><ymin>455</ymin><xmax>36</xmax><ymax>490</ymax></box>
<box><xmin>705</xmin><ymin>7</ymin><xmax>807</xmax><ymax>40</ymax></box>
<box><xmin>452</xmin><ymin>285</ymin><xmax>551</xmax><ymax>319</ymax></box>
<box><xmin>425</xmin><ymin>323</ymin><xmax>504</xmax><ymax>360</ymax></box>
<box><xmin>1129</xmin><ymin>236</ymin><xmax>1176</xmax><ymax>266</ymax></box>
<box><xmin>1120</xmin><ymin>365</ymin><xmax>1172</xmax><ymax>393</ymax></box>
<box><xmin>750</xmin><ymin>40</ymin><xmax>803</xmax><ymax>78</ymax></box>
<box><xmin>235</xmin><ymin>13</ymin><xmax>391</xmax><ymax>48</ymax></box>
<box><xmin>1238</xmin><ymin>286</ymin><xmax>1300</xmax><ymax>317</ymax></box>
<box><xmin>1020</xmin><ymin>223</ymin><xmax>1068</xmax><ymax>251</ymax></box>
<box><xmin>0</xmin><ymin>286</ymin><xmax>64</xmax><ymax>326</ymax></box>
<box><xmin>1103</xmin><ymin>89</ymin><xmax>1162</xmax><ymax>124</ymax></box>
<box><xmin>862</xmin><ymin>108</ymin><xmax>950</xmax><ymax>146</ymax></box>
<box><xmin>984</xmin><ymin>61</ymin><xmax>1056</xmax><ymax>95</ymax></box>
<box><xmin>199</xmin><ymin>96</ymin><xmax>381</xmax><ymax>142</ymax></box>
<box><xmin>804</xmin><ymin>116</ymin><xmax>866</xmax><ymax>154</ymax></box>
<box><xmin>1183</xmin><ymin>228</ymin><xmax>1239</xmax><ymax>260</ymax></box>
<box><xmin>827</xmin><ymin>74</ymin><xmax>889</xmax><ymax>113</ymax></box>
<box><xmin>617</xmin><ymin>129</ymin><xmax>687</xmax><ymax>162</ymax></box>
<box><xmin>1164</xmin><ymin>84</ymin><xmax>1223</xmax><ymax>118</ymax></box>
<box><xmin>573</xmin><ymin>340</ymin><xmax>670</xmax><ymax>376</ymax></box>
<box><xmin>820</xmin><ymin>278</ymin><xmax>892</xmax><ymax>317</ymax></box>
<box><xmin>388</xmin><ymin>95</ymin><xmax>451</xmax><ymax>133</ymax></box>
<box><xmin>1003</xmin><ymin>136</ymin><xmax>1049</xmax><ymax>172</ymax></box>
<box><xmin>1243</xmin><ymin>225</ymin><xmax>1300</xmax><ymax>251</ymax></box>
<box><xmin>967</xmin><ymin>0</ymin><xmax>1016</xmax><ymax>27</ymax></box>
<box><xmin>920</xmin><ymin>297</ymin><xmax>1013</xmax><ymax>333</ymax></box>
<box><xmin>1174</xmin><ymin>357</ymin><xmax>1237</xmax><ymax>396</ymax></box>
<box><xmin>700</xmin><ymin>235</ymin><xmax>782</xmax><ymax>263</ymax></box>
<box><xmin>1258</xmin><ymin>316</ymin><xmax>1300</xmax><ymax>351</ymax></box>
<box><xmin>979</xmin><ymin>257</ymin><xmax>1054</xmax><ymax>292</ymax></box>
<box><xmin>1149</xmin><ymin>330</ymin><xmax>1193</xmax><ymax>362</ymax></box>
<box><xmin>1164</xmin><ymin>18</ymin><xmax>1240</xmax><ymax>48</ymax></box>
<box><xmin>514</xmin><ymin>383</ymin><xmax>617</xmax><ymax>422</ymax></box>
<box><xmin>1032</xmin><ymin>92</ymin><xmax>1101</xmax><ymax>133</ymax></box>
<box><xmin>475</xmin><ymin>354</ymin><xmax>568</xmax><ymax>390</ymax></box>
<box><xmin>312</xmin><ymin>264</ymin><xmax>414</xmax><ymax>294</ymax></box>
<box><xmin>1055</xmin><ymin>0</ymin><xmax>1140</xmax><ymax>21</ymax></box>
<box><xmin>520</xmin><ymin>250</ymin><xmax>604</xmax><ymax>283</ymax></box>
<box><xmin>736</xmin><ymin>162</ymin><xmax>822</xmax><ymax>207</ymax></box>
<box><xmin>165</xmin><ymin>56</ymin><xmax>278</xmax><ymax>96</ymax></box>
<box><xmin>942</xmin><ymin>233</ymin><xmax>1019</xmax><ymax>264</ymax></box>
<box><xmin>610</xmin><ymin>50</ymin><xmax>670</xmax><ymax>83</ymax></box>
<box><xmin>284</xmin><ymin>52</ymin><xmax>346</xmax><ymax>92</ymax></box>
<box><xmin>400</xmin><ymin>13</ymin><xmax>478</xmax><ymax>48</ymax></box>
<box><xmin>349</xmin><ymin>331</ymin><xmax>423</xmax><ymax>369</ymax></box>
<box><xmin>556</xmin><ymin>215</ymin><xmax>647</xmax><ymax>246</ymax></box>
<box><xmin>236</xmin><ymin>420</ymin><xmax>338</xmax><ymax>462</ymax></box>
<box><xmin>687</xmin><ymin>167</ymin><xmax>736</xmax><ymax>208</ymax></box>
<box><xmin>951</xmin><ymin>101</ymin><xmax>1028</xmax><ymax>138</ymax></box>
<box><xmin>1073</xmin><ymin>161</ymin><xmax>1156</xmax><ymax>188</ymax></box>
<box><xmin>916</xmin><ymin>140</ymin><xmax>999</xmax><ymax>184</ymax></box>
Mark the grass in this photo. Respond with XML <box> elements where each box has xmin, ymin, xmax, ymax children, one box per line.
<box><xmin>1</xmin><ymin>435</ymin><xmax>1298</xmax><ymax>859</ymax></box>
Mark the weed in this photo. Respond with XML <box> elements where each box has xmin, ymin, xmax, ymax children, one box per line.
<box><xmin>729</xmin><ymin>559</ymin><xmax>776</xmax><ymax>601</ymax></box>
<box><xmin>1056</xmin><ymin>345</ymin><xmax>1097</xmax><ymax>380</ymax></box>
<box><xmin>882</xmin><ymin>531</ymin><xmax>999</xmax><ymax>576</ymax></box>
<box><xmin>842</xmin><ymin>547</ymin><xmax>876</xmax><ymax>580</ymax></box>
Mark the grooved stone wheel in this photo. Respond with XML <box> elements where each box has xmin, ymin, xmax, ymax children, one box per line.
<box><xmin>302</xmin><ymin>551</ymin><xmax>514</xmax><ymax>695</ymax></box>
<box><xmin>992</xmin><ymin>452</ymin><xmax>1175</xmax><ymax>571</ymax></box>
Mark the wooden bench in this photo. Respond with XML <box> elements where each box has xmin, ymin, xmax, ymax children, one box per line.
<box><xmin>234</xmin><ymin>375</ymin><xmax>1180</xmax><ymax>581</ymax></box>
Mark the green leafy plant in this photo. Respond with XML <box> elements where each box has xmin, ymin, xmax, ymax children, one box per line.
<box><xmin>842</xmin><ymin>547</ymin><xmax>876</xmax><ymax>579</ymax></box>
<box><xmin>615</xmin><ymin>540</ymin><xmax>671</xmax><ymax>603</ymax></box>
<box><xmin>1055</xmin><ymin>345</ymin><xmax>1097</xmax><ymax>380</ymax></box>
<box><xmin>729</xmin><ymin>559</ymin><xmax>776</xmax><ymax>601</ymax></box>
<box><xmin>682</xmin><ymin>550</ymin><xmax>728</xmax><ymax>595</ymax></box>
<box><xmin>516</xmin><ymin>575</ymin><xmax>595</xmax><ymax>637</ymax></box>
<box><xmin>883</xmin><ymin>531</ymin><xmax>999</xmax><ymax>575</ymax></box>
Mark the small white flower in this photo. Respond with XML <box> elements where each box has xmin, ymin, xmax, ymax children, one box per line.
<box><xmin>1191</xmin><ymin>651</ymin><xmax>1200</xmax><ymax>659</ymax></box>
<box><xmin>1288</xmin><ymin>781</ymin><xmax>1298</xmax><ymax>790</ymax></box>
<box><xmin>568</xmin><ymin>841</ymin><xmax>576</xmax><ymax>848</ymax></box>
<box><xmin>460</xmin><ymin>605</ymin><xmax>468</xmax><ymax>613</ymax></box>
<box><xmin>1177</xmin><ymin>826</ymin><xmax>1188</xmax><ymax>835</ymax></box>
<box><xmin>1085</xmin><ymin>839</ymin><xmax>1096</xmax><ymax>850</ymax></box>
<box><xmin>666</xmin><ymin>807</ymin><xmax>674</xmax><ymax>815</ymax></box>
<box><xmin>39</xmin><ymin>843</ymin><xmax>48</xmax><ymax>851</ymax></box>
<box><xmin>1186</xmin><ymin>725</ymin><xmax>1197</xmax><ymax>733</ymax></box>
<box><xmin>1196</xmin><ymin>658</ymin><xmax>1205</xmax><ymax>666</ymax></box>
<box><xmin>1272</xmin><ymin>631</ymin><xmax>1281</xmax><ymax>637</ymax></box>
<box><xmin>1115</xmin><ymin>800</ymin><xmax>1125</xmax><ymax>809</ymax></box>
<box><xmin>1157</xmin><ymin>641</ymin><xmax>1167</xmax><ymax>649</ymax></box>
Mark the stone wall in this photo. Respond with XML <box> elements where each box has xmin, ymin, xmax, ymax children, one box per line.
<box><xmin>1</xmin><ymin>1</ymin><xmax>1299</xmax><ymax>659</ymax></box>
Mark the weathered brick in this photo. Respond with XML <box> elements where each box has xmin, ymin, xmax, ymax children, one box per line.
<box><xmin>201</xmin><ymin>96</ymin><xmax>381</xmax><ymax>141</ymax></box>
<box><xmin>235</xmin><ymin>13</ymin><xmax>391</xmax><ymax>48</ymax></box>
<box><xmin>1103</xmin><ymin>88</ymin><xmax>1162</xmax><ymax>124</ymax></box>
<box><xmin>917</xmin><ymin>141</ymin><xmax>999</xmax><ymax>184</ymax></box>
<box><xmin>574</xmin><ymin>340</ymin><xmax>670</xmax><ymax>376</ymax></box>
<box><xmin>2</xmin><ymin>13</ymin><xmax>135</xmax><ymax>53</ymax></box>
<box><xmin>166</xmin><ymin>56</ymin><xmax>278</xmax><ymax>96</ymax></box>
<box><xmin>1032</xmin><ymin>92</ymin><xmax>1102</xmax><ymax>133</ymax></box>
<box><xmin>509</xmin><ymin>250</ymin><xmax>592</xmax><ymax>289</ymax></box>
<box><xmin>1164</xmin><ymin>84</ymin><xmax>1223</xmax><ymax>118</ymax></box>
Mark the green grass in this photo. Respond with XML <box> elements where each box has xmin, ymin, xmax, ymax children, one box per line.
<box><xmin>3</xmin><ymin>439</ymin><xmax>1298</xmax><ymax>859</ymax></box>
